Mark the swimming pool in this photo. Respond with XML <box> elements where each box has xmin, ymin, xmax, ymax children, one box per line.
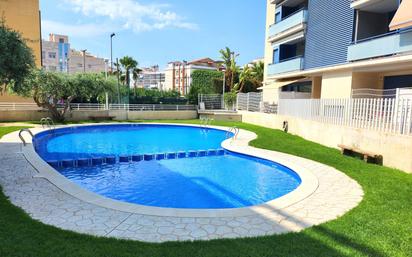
<box><xmin>33</xmin><ymin>124</ymin><xmax>302</xmax><ymax>209</ymax></box>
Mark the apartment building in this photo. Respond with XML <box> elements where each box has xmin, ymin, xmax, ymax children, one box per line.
<box><xmin>42</xmin><ymin>34</ymin><xmax>70</xmax><ymax>72</ymax></box>
<box><xmin>164</xmin><ymin>58</ymin><xmax>220</xmax><ymax>95</ymax></box>
<box><xmin>42</xmin><ymin>34</ymin><xmax>106</xmax><ymax>74</ymax></box>
<box><xmin>68</xmin><ymin>49</ymin><xmax>107</xmax><ymax>74</ymax></box>
<box><xmin>263</xmin><ymin>0</ymin><xmax>412</xmax><ymax>103</ymax></box>
<box><xmin>135</xmin><ymin>66</ymin><xmax>165</xmax><ymax>90</ymax></box>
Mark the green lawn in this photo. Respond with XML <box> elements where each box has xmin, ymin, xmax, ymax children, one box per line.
<box><xmin>0</xmin><ymin>122</ymin><xmax>411</xmax><ymax>257</ymax></box>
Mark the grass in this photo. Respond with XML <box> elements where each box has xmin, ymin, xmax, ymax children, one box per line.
<box><xmin>0</xmin><ymin>121</ymin><xmax>411</xmax><ymax>257</ymax></box>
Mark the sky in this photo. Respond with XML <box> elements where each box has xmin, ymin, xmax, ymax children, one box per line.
<box><xmin>40</xmin><ymin>0</ymin><xmax>266</xmax><ymax>70</ymax></box>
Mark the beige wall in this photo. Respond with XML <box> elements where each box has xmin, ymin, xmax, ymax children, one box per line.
<box><xmin>262</xmin><ymin>88</ymin><xmax>280</xmax><ymax>104</ymax></box>
<box><xmin>240</xmin><ymin>111</ymin><xmax>412</xmax><ymax>173</ymax></box>
<box><xmin>321</xmin><ymin>71</ymin><xmax>353</xmax><ymax>98</ymax></box>
<box><xmin>351</xmin><ymin>72</ymin><xmax>382</xmax><ymax>91</ymax></box>
<box><xmin>0</xmin><ymin>0</ymin><xmax>41</xmax><ymax>67</ymax></box>
<box><xmin>0</xmin><ymin>110</ymin><xmax>198</xmax><ymax>122</ymax></box>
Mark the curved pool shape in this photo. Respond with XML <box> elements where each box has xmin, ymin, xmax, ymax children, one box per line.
<box><xmin>33</xmin><ymin>124</ymin><xmax>302</xmax><ymax>209</ymax></box>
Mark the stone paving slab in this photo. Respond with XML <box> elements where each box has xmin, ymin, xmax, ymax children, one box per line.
<box><xmin>0</xmin><ymin>125</ymin><xmax>364</xmax><ymax>242</ymax></box>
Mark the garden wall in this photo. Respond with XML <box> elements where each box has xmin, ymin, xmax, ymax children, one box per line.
<box><xmin>0</xmin><ymin>110</ymin><xmax>198</xmax><ymax>122</ymax></box>
<box><xmin>239</xmin><ymin>111</ymin><xmax>412</xmax><ymax>173</ymax></box>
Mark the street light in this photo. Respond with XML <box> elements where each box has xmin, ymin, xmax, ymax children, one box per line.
<box><xmin>110</xmin><ymin>33</ymin><xmax>116</xmax><ymax>73</ymax></box>
<box><xmin>81</xmin><ymin>49</ymin><xmax>87</xmax><ymax>73</ymax></box>
<box><xmin>222</xmin><ymin>67</ymin><xmax>226</xmax><ymax>110</ymax></box>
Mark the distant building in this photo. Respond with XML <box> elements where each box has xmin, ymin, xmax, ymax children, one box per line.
<box><xmin>164</xmin><ymin>58</ymin><xmax>221</xmax><ymax>95</ymax></box>
<box><xmin>42</xmin><ymin>34</ymin><xmax>70</xmax><ymax>72</ymax></box>
<box><xmin>135</xmin><ymin>66</ymin><xmax>165</xmax><ymax>90</ymax></box>
<box><xmin>42</xmin><ymin>34</ymin><xmax>107</xmax><ymax>74</ymax></box>
<box><xmin>68</xmin><ymin>49</ymin><xmax>107</xmax><ymax>74</ymax></box>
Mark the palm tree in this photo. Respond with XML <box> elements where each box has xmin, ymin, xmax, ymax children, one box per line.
<box><xmin>119</xmin><ymin>56</ymin><xmax>138</xmax><ymax>88</ymax></box>
<box><xmin>132</xmin><ymin>67</ymin><xmax>142</xmax><ymax>94</ymax></box>
<box><xmin>235</xmin><ymin>65</ymin><xmax>253</xmax><ymax>93</ymax></box>
<box><xmin>250</xmin><ymin>61</ymin><xmax>264</xmax><ymax>83</ymax></box>
<box><xmin>219</xmin><ymin>47</ymin><xmax>239</xmax><ymax>91</ymax></box>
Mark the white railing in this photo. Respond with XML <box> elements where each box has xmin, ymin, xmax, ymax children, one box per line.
<box><xmin>110</xmin><ymin>104</ymin><xmax>196</xmax><ymax>111</ymax></box>
<box><xmin>68</xmin><ymin>103</ymin><xmax>106</xmax><ymax>110</ymax></box>
<box><xmin>278</xmin><ymin>98</ymin><xmax>412</xmax><ymax>136</ymax></box>
<box><xmin>0</xmin><ymin>102</ymin><xmax>42</xmax><ymax>110</ymax></box>
<box><xmin>0</xmin><ymin>102</ymin><xmax>196</xmax><ymax>112</ymax></box>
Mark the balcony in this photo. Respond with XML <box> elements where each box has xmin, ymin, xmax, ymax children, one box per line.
<box><xmin>350</xmin><ymin>0</ymin><xmax>398</xmax><ymax>11</ymax></box>
<box><xmin>348</xmin><ymin>29</ymin><xmax>412</xmax><ymax>61</ymax></box>
<box><xmin>268</xmin><ymin>56</ymin><xmax>304</xmax><ymax>76</ymax></box>
<box><xmin>268</xmin><ymin>9</ymin><xmax>308</xmax><ymax>43</ymax></box>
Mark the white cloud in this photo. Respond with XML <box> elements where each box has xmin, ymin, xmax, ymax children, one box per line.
<box><xmin>64</xmin><ymin>0</ymin><xmax>198</xmax><ymax>32</ymax></box>
<box><xmin>41</xmin><ymin>20</ymin><xmax>115</xmax><ymax>38</ymax></box>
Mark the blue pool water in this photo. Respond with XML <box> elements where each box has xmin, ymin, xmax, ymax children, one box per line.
<box><xmin>34</xmin><ymin>124</ymin><xmax>301</xmax><ymax>209</ymax></box>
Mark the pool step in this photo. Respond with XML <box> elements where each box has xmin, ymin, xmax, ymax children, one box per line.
<box><xmin>47</xmin><ymin>149</ymin><xmax>226</xmax><ymax>168</ymax></box>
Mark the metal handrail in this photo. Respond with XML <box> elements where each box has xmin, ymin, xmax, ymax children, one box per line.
<box><xmin>19</xmin><ymin>129</ymin><xmax>34</xmax><ymax>146</ymax></box>
<box><xmin>226</xmin><ymin>126</ymin><xmax>239</xmax><ymax>140</ymax></box>
<box><xmin>40</xmin><ymin>117</ymin><xmax>55</xmax><ymax>130</ymax></box>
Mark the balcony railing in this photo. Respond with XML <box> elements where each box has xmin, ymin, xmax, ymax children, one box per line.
<box><xmin>348</xmin><ymin>29</ymin><xmax>412</xmax><ymax>61</ymax></box>
<box><xmin>268</xmin><ymin>9</ymin><xmax>308</xmax><ymax>42</ymax></box>
<box><xmin>268</xmin><ymin>56</ymin><xmax>304</xmax><ymax>76</ymax></box>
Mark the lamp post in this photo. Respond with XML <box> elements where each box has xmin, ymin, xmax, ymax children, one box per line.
<box><xmin>110</xmin><ymin>33</ymin><xmax>115</xmax><ymax>73</ymax></box>
<box><xmin>222</xmin><ymin>69</ymin><xmax>226</xmax><ymax>110</ymax></box>
<box><xmin>81</xmin><ymin>49</ymin><xmax>87</xmax><ymax>73</ymax></box>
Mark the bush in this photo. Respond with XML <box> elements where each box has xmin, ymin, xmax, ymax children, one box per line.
<box><xmin>0</xmin><ymin>20</ymin><xmax>35</xmax><ymax>92</ymax></box>
<box><xmin>188</xmin><ymin>70</ymin><xmax>223</xmax><ymax>104</ymax></box>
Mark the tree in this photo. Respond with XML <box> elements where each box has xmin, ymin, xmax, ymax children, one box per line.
<box><xmin>16</xmin><ymin>70</ymin><xmax>114</xmax><ymax>122</ymax></box>
<box><xmin>250</xmin><ymin>61</ymin><xmax>264</xmax><ymax>83</ymax></box>
<box><xmin>119</xmin><ymin>56</ymin><xmax>138</xmax><ymax>88</ymax></box>
<box><xmin>187</xmin><ymin>70</ymin><xmax>223</xmax><ymax>104</ymax></box>
<box><xmin>219</xmin><ymin>47</ymin><xmax>239</xmax><ymax>91</ymax></box>
<box><xmin>0</xmin><ymin>20</ymin><xmax>35</xmax><ymax>93</ymax></box>
<box><xmin>235</xmin><ymin>65</ymin><xmax>253</xmax><ymax>93</ymax></box>
<box><xmin>131</xmin><ymin>67</ymin><xmax>142</xmax><ymax>93</ymax></box>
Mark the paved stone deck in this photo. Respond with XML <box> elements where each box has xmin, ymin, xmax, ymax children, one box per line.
<box><xmin>0</xmin><ymin>125</ymin><xmax>364</xmax><ymax>242</ymax></box>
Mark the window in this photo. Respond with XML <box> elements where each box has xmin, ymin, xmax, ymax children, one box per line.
<box><xmin>273</xmin><ymin>48</ymin><xmax>280</xmax><ymax>64</ymax></box>
<box><xmin>48</xmin><ymin>52</ymin><xmax>56</xmax><ymax>59</ymax></box>
<box><xmin>77</xmin><ymin>63</ymin><xmax>83</xmax><ymax>68</ymax></box>
<box><xmin>59</xmin><ymin>38</ymin><xmax>64</xmax><ymax>43</ymax></box>
<box><xmin>49</xmin><ymin>66</ymin><xmax>57</xmax><ymax>71</ymax></box>
<box><xmin>275</xmin><ymin>12</ymin><xmax>281</xmax><ymax>23</ymax></box>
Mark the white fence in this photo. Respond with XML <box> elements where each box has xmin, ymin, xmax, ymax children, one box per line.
<box><xmin>110</xmin><ymin>104</ymin><xmax>196</xmax><ymax>111</ymax></box>
<box><xmin>278</xmin><ymin>98</ymin><xmax>412</xmax><ymax>135</ymax></box>
<box><xmin>0</xmin><ymin>102</ymin><xmax>196</xmax><ymax>112</ymax></box>
<box><xmin>237</xmin><ymin>92</ymin><xmax>262</xmax><ymax>112</ymax></box>
<box><xmin>198</xmin><ymin>94</ymin><xmax>223</xmax><ymax>110</ymax></box>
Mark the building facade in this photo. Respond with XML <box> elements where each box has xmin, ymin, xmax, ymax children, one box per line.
<box><xmin>135</xmin><ymin>66</ymin><xmax>165</xmax><ymax>90</ymax></box>
<box><xmin>42</xmin><ymin>34</ymin><xmax>70</xmax><ymax>72</ymax></box>
<box><xmin>68</xmin><ymin>49</ymin><xmax>106</xmax><ymax>74</ymax></box>
<box><xmin>164</xmin><ymin>58</ymin><xmax>220</xmax><ymax>95</ymax></box>
<box><xmin>263</xmin><ymin>0</ymin><xmax>412</xmax><ymax>103</ymax></box>
<box><xmin>0</xmin><ymin>0</ymin><xmax>42</xmax><ymax>68</ymax></box>
<box><xmin>42</xmin><ymin>34</ymin><xmax>106</xmax><ymax>74</ymax></box>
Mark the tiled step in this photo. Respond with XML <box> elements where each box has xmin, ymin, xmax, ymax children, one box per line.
<box><xmin>47</xmin><ymin>149</ymin><xmax>227</xmax><ymax>168</ymax></box>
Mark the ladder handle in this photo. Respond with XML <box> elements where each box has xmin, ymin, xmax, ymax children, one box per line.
<box><xmin>19</xmin><ymin>129</ymin><xmax>34</xmax><ymax>146</ymax></box>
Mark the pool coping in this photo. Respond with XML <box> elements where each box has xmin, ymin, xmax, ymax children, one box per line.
<box><xmin>20</xmin><ymin>123</ymin><xmax>319</xmax><ymax>218</ymax></box>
